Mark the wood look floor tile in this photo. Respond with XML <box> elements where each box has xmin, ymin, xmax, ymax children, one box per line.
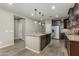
<box><xmin>0</xmin><ymin>39</ymin><xmax>68</xmax><ymax>56</ymax></box>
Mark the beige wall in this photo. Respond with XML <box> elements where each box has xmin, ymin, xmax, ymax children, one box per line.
<box><xmin>0</xmin><ymin>8</ymin><xmax>14</xmax><ymax>48</ymax></box>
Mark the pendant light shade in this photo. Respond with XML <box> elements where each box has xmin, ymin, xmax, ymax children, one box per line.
<box><xmin>34</xmin><ymin>9</ymin><xmax>37</xmax><ymax>20</ymax></box>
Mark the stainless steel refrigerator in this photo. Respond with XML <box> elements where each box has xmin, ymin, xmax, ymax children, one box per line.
<box><xmin>51</xmin><ymin>26</ymin><xmax>60</xmax><ymax>39</ymax></box>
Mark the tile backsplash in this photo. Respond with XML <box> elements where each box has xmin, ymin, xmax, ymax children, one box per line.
<box><xmin>62</xmin><ymin>28</ymin><xmax>79</xmax><ymax>35</ymax></box>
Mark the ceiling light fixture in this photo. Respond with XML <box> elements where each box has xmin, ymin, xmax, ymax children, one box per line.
<box><xmin>39</xmin><ymin>22</ymin><xmax>41</xmax><ymax>25</ymax></box>
<box><xmin>52</xmin><ymin>6</ymin><xmax>55</xmax><ymax>9</ymax></box>
<box><xmin>32</xmin><ymin>14</ymin><xmax>34</xmax><ymax>16</ymax></box>
<box><xmin>8</xmin><ymin>3</ymin><xmax>13</xmax><ymax>5</ymax></box>
<box><xmin>34</xmin><ymin>9</ymin><xmax>37</xmax><ymax>20</ymax></box>
<box><xmin>56</xmin><ymin>15</ymin><xmax>58</xmax><ymax>18</ymax></box>
<box><xmin>41</xmin><ymin>14</ymin><xmax>44</xmax><ymax>20</ymax></box>
<box><xmin>34</xmin><ymin>21</ymin><xmax>37</xmax><ymax>24</ymax></box>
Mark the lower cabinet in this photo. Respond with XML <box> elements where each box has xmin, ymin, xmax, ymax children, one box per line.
<box><xmin>64</xmin><ymin>35</ymin><xmax>70</xmax><ymax>55</ymax></box>
<box><xmin>46</xmin><ymin>34</ymin><xmax>51</xmax><ymax>45</ymax></box>
<box><xmin>70</xmin><ymin>41</ymin><xmax>79</xmax><ymax>56</ymax></box>
<box><xmin>41</xmin><ymin>35</ymin><xmax>46</xmax><ymax>50</ymax></box>
<box><xmin>40</xmin><ymin>34</ymin><xmax>51</xmax><ymax>50</ymax></box>
<box><xmin>65</xmin><ymin>34</ymin><xmax>79</xmax><ymax>56</ymax></box>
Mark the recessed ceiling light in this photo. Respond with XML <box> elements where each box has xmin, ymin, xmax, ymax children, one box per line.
<box><xmin>56</xmin><ymin>15</ymin><xmax>58</xmax><ymax>18</ymax></box>
<box><xmin>34</xmin><ymin>21</ymin><xmax>37</xmax><ymax>24</ymax></box>
<box><xmin>32</xmin><ymin>14</ymin><xmax>34</xmax><ymax>16</ymax></box>
<box><xmin>52</xmin><ymin>6</ymin><xmax>55</xmax><ymax>9</ymax></box>
<box><xmin>8</xmin><ymin>3</ymin><xmax>13</xmax><ymax>5</ymax></box>
<box><xmin>39</xmin><ymin>22</ymin><xmax>41</xmax><ymax>25</ymax></box>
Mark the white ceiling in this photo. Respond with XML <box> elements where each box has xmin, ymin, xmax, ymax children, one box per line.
<box><xmin>0</xmin><ymin>3</ymin><xmax>74</xmax><ymax>21</ymax></box>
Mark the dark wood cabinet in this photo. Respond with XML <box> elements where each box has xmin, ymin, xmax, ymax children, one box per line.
<box><xmin>67</xmin><ymin>3</ymin><xmax>79</xmax><ymax>28</ymax></box>
<box><xmin>46</xmin><ymin>34</ymin><xmax>51</xmax><ymax>44</ymax></box>
<box><xmin>41</xmin><ymin>35</ymin><xmax>46</xmax><ymax>50</ymax></box>
<box><xmin>64</xmin><ymin>34</ymin><xmax>70</xmax><ymax>55</ymax></box>
<box><xmin>74</xmin><ymin>3</ymin><xmax>79</xmax><ymax>15</ymax></box>
<box><xmin>68</xmin><ymin>8</ymin><xmax>74</xmax><ymax>17</ymax></box>
<box><xmin>63</xmin><ymin>19</ymin><xmax>69</xmax><ymax>28</ymax></box>
<box><xmin>40</xmin><ymin>34</ymin><xmax>51</xmax><ymax>50</ymax></box>
<box><xmin>68</xmin><ymin>3</ymin><xmax>79</xmax><ymax>16</ymax></box>
<box><xmin>70</xmin><ymin>41</ymin><xmax>79</xmax><ymax>56</ymax></box>
<box><xmin>64</xmin><ymin>34</ymin><xmax>79</xmax><ymax>56</ymax></box>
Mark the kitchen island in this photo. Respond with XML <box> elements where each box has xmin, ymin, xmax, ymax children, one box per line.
<box><xmin>25</xmin><ymin>33</ymin><xmax>51</xmax><ymax>53</ymax></box>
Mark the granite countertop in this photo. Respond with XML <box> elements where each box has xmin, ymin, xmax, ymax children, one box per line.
<box><xmin>62</xmin><ymin>29</ymin><xmax>79</xmax><ymax>42</ymax></box>
<box><xmin>66</xmin><ymin>34</ymin><xmax>79</xmax><ymax>42</ymax></box>
<box><xmin>25</xmin><ymin>33</ymin><xmax>50</xmax><ymax>37</ymax></box>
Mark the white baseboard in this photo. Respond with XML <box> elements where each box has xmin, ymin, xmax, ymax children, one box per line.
<box><xmin>0</xmin><ymin>42</ymin><xmax>14</xmax><ymax>49</ymax></box>
<box><xmin>25</xmin><ymin>47</ymin><xmax>40</xmax><ymax>54</ymax></box>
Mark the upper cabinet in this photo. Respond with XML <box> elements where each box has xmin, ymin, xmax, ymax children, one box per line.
<box><xmin>74</xmin><ymin>3</ymin><xmax>79</xmax><ymax>16</ymax></box>
<box><xmin>68</xmin><ymin>8</ymin><xmax>74</xmax><ymax>17</ymax></box>
<box><xmin>67</xmin><ymin>3</ymin><xmax>79</xmax><ymax>28</ymax></box>
<box><xmin>68</xmin><ymin>3</ymin><xmax>79</xmax><ymax>16</ymax></box>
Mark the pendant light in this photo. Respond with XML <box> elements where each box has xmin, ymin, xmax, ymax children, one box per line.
<box><xmin>34</xmin><ymin>9</ymin><xmax>37</xmax><ymax>20</ymax></box>
<box><xmin>42</xmin><ymin>14</ymin><xmax>45</xmax><ymax>26</ymax></box>
<box><xmin>34</xmin><ymin>9</ymin><xmax>38</xmax><ymax>24</ymax></box>
<box><xmin>38</xmin><ymin>11</ymin><xmax>42</xmax><ymax>25</ymax></box>
<box><xmin>41</xmin><ymin>14</ymin><xmax>44</xmax><ymax>20</ymax></box>
<box><xmin>39</xmin><ymin>12</ymin><xmax>41</xmax><ymax>21</ymax></box>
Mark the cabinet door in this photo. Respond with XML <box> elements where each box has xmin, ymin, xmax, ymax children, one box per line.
<box><xmin>25</xmin><ymin>36</ymin><xmax>40</xmax><ymax>51</ymax></box>
<box><xmin>46</xmin><ymin>34</ymin><xmax>51</xmax><ymax>45</ymax></box>
<box><xmin>40</xmin><ymin>34</ymin><xmax>51</xmax><ymax>50</ymax></box>
<box><xmin>74</xmin><ymin>3</ymin><xmax>79</xmax><ymax>15</ymax></box>
<box><xmin>40</xmin><ymin>35</ymin><xmax>46</xmax><ymax>50</ymax></box>
<box><xmin>70</xmin><ymin>41</ymin><xmax>79</xmax><ymax>56</ymax></box>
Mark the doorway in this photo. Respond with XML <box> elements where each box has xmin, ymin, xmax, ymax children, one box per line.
<box><xmin>14</xmin><ymin>15</ymin><xmax>25</xmax><ymax>50</ymax></box>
